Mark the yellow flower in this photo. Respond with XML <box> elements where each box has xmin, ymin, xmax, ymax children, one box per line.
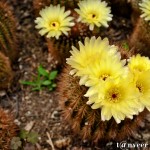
<box><xmin>128</xmin><ymin>54</ymin><xmax>150</xmax><ymax>73</ymax></box>
<box><xmin>134</xmin><ymin>71</ymin><xmax>150</xmax><ymax>111</ymax></box>
<box><xmin>67</xmin><ymin>36</ymin><xmax>120</xmax><ymax>78</ymax></box>
<box><xmin>86</xmin><ymin>78</ymin><xmax>142</xmax><ymax>124</ymax></box>
<box><xmin>139</xmin><ymin>0</ymin><xmax>150</xmax><ymax>22</ymax></box>
<box><xmin>75</xmin><ymin>0</ymin><xmax>112</xmax><ymax>30</ymax></box>
<box><xmin>83</xmin><ymin>57</ymin><xmax>127</xmax><ymax>87</ymax></box>
<box><xmin>35</xmin><ymin>4</ymin><xmax>75</xmax><ymax>39</ymax></box>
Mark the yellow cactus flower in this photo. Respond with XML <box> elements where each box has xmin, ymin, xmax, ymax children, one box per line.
<box><xmin>139</xmin><ymin>0</ymin><xmax>150</xmax><ymax>22</ymax></box>
<box><xmin>128</xmin><ymin>54</ymin><xmax>150</xmax><ymax>73</ymax></box>
<box><xmin>67</xmin><ymin>36</ymin><xmax>120</xmax><ymax>78</ymax></box>
<box><xmin>134</xmin><ymin>71</ymin><xmax>150</xmax><ymax>111</ymax></box>
<box><xmin>35</xmin><ymin>4</ymin><xmax>75</xmax><ymax>39</ymax></box>
<box><xmin>87</xmin><ymin>78</ymin><xmax>142</xmax><ymax>124</ymax></box>
<box><xmin>83</xmin><ymin>57</ymin><xmax>127</xmax><ymax>87</ymax></box>
<box><xmin>75</xmin><ymin>0</ymin><xmax>112</xmax><ymax>30</ymax></box>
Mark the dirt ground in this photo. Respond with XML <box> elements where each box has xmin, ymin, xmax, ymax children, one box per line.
<box><xmin>1</xmin><ymin>0</ymin><xmax>150</xmax><ymax>149</ymax></box>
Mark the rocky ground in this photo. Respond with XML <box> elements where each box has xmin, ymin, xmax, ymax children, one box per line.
<box><xmin>1</xmin><ymin>0</ymin><xmax>150</xmax><ymax>149</ymax></box>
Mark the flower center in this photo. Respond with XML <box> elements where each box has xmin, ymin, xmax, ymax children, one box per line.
<box><xmin>106</xmin><ymin>89</ymin><xmax>120</xmax><ymax>103</ymax></box>
<box><xmin>101</xmin><ymin>74</ymin><xmax>110</xmax><ymax>81</ymax></box>
<box><xmin>136</xmin><ymin>82</ymin><xmax>143</xmax><ymax>93</ymax></box>
<box><xmin>89</xmin><ymin>13</ymin><xmax>98</xmax><ymax>20</ymax></box>
<box><xmin>50</xmin><ymin>21</ymin><xmax>60</xmax><ymax>29</ymax></box>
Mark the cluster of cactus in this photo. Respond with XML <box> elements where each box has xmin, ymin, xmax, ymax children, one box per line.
<box><xmin>0</xmin><ymin>1</ymin><xmax>18</xmax><ymax>90</ymax></box>
<box><xmin>58</xmin><ymin>65</ymin><xmax>148</xmax><ymax>143</ymax></box>
<box><xmin>33</xmin><ymin>0</ymin><xmax>150</xmax><ymax>145</ymax></box>
<box><xmin>0</xmin><ymin>107</ymin><xmax>18</xmax><ymax>150</ymax></box>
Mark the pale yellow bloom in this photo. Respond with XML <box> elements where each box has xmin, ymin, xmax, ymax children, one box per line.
<box><xmin>128</xmin><ymin>54</ymin><xmax>150</xmax><ymax>73</ymax></box>
<box><xmin>139</xmin><ymin>0</ymin><xmax>150</xmax><ymax>21</ymax></box>
<box><xmin>83</xmin><ymin>57</ymin><xmax>127</xmax><ymax>87</ymax></box>
<box><xmin>134</xmin><ymin>71</ymin><xmax>150</xmax><ymax>111</ymax></box>
<box><xmin>35</xmin><ymin>4</ymin><xmax>74</xmax><ymax>39</ymax></box>
<box><xmin>75</xmin><ymin>0</ymin><xmax>112</xmax><ymax>30</ymax></box>
<box><xmin>66</xmin><ymin>36</ymin><xmax>120</xmax><ymax>80</ymax></box>
<box><xmin>86</xmin><ymin>78</ymin><xmax>142</xmax><ymax>124</ymax></box>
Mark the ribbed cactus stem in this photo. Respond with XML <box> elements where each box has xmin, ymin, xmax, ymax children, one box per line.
<box><xmin>0</xmin><ymin>52</ymin><xmax>13</xmax><ymax>90</ymax></box>
<box><xmin>129</xmin><ymin>18</ymin><xmax>150</xmax><ymax>57</ymax></box>
<box><xmin>0</xmin><ymin>107</ymin><xmax>18</xmax><ymax>150</ymax></box>
<box><xmin>0</xmin><ymin>1</ymin><xmax>18</xmax><ymax>62</ymax></box>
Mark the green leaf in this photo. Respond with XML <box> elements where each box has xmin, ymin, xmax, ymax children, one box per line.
<box><xmin>27</xmin><ymin>132</ymin><xmax>39</xmax><ymax>144</ymax></box>
<box><xmin>49</xmin><ymin>71</ymin><xmax>58</xmax><ymax>80</ymax></box>
<box><xmin>42</xmin><ymin>80</ymin><xmax>52</xmax><ymax>86</ymax></box>
<box><xmin>38</xmin><ymin>65</ymin><xmax>49</xmax><ymax>77</ymax></box>
<box><xmin>19</xmin><ymin>130</ymin><xmax>29</xmax><ymax>139</ymax></box>
<box><xmin>20</xmin><ymin>81</ymin><xmax>37</xmax><ymax>86</ymax></box>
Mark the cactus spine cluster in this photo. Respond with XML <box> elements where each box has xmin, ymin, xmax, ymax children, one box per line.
<box><xmin>0</xmin><ymin>107</ymin><xmax>18</xmax><ymax>150</ymax></box>
<box><xmin>0</xmin><ymin>52</ymin><xmax>13</xmax><ymax>90</ymax></box>
<box><xmin>0</xmin><ymin>1</ymin><xmax>18</xmax><ymax>62</ymax></box>
<box><xmin>58</xmin><ymin>65</ymin><xmax>148</xmax><ymax>143</ymax></box>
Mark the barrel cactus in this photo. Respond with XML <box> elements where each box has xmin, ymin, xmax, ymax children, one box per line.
<box><xmin>0</xmin><ymin>107</ymin><xmax>18</xmax><ymax>150</ymax></box>
<box><xmin>58</xmin><ymin>36</ymin><xmax>150</xmax><ymax>144</ymax></box>
<box><xmin>0</xmin><ymin>52</ymin><xmax>13</xmax><ymax>90</ymax></box>
<box><xmin>129</xmin><ymin>0</ymin><xmax>150</xmax><ymax>57</ymax></box>
<box><xmin>0</xmin><ymin>1</ymin><xmax>18</xmax><ymax>62</ymax></box>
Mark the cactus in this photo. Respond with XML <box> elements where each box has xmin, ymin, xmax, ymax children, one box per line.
<box><xmin>0</xmin><ymin>52</ymin><xmax>13</xmax><ymax>90</ymax></box>
<box><xmin>0</xmin><ymin>1</ymin><xmax>18</xmax><ymax>62</ymax></box>
<box><xmin>129</xmin><ymin>0</ymin><xmax>150</xmax><ymax>57</ymax></box>
<box><xmin>57</xmin><ymin>65</ymin><xmax>148</xmax><ymax>144</ymax></box>
<box><xmin>0</xmin><ymin>107</ymin><xmax>18</xmax><ymax>150</ymax></box>
<box><xmin>129</xmin><ymin>18</ymin><xmax>150</xmax><ymax>57</ymax></box>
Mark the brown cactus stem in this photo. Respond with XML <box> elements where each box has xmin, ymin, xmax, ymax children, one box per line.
<box><xmin>57</xmin><ymin>65</ymin><xmax>149</xmax><ymax>144</ymax></box>
<box><xmin>0</xmin><ymin>107</ymin><xmax>19</xmax><ymax>150</ymax></box>
<box><xmin>0</xmin><ymin>1</ymin><xmax>18</xmax><ymax>62</ymax></box>
<box><xmin>129</xmin><ymin>18</ymin><xmax>150</xmax><ymax>57</ymax></box>
<box><xmin>0</xmin><ymin>52</ymin><xmax>13</xmax><ymax>90</ymax></box>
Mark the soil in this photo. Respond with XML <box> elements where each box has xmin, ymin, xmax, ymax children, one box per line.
<box><xmin>1</xmin><ymin>0</ymin><xmax>150</xmax><ymax>150</ymax></box>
